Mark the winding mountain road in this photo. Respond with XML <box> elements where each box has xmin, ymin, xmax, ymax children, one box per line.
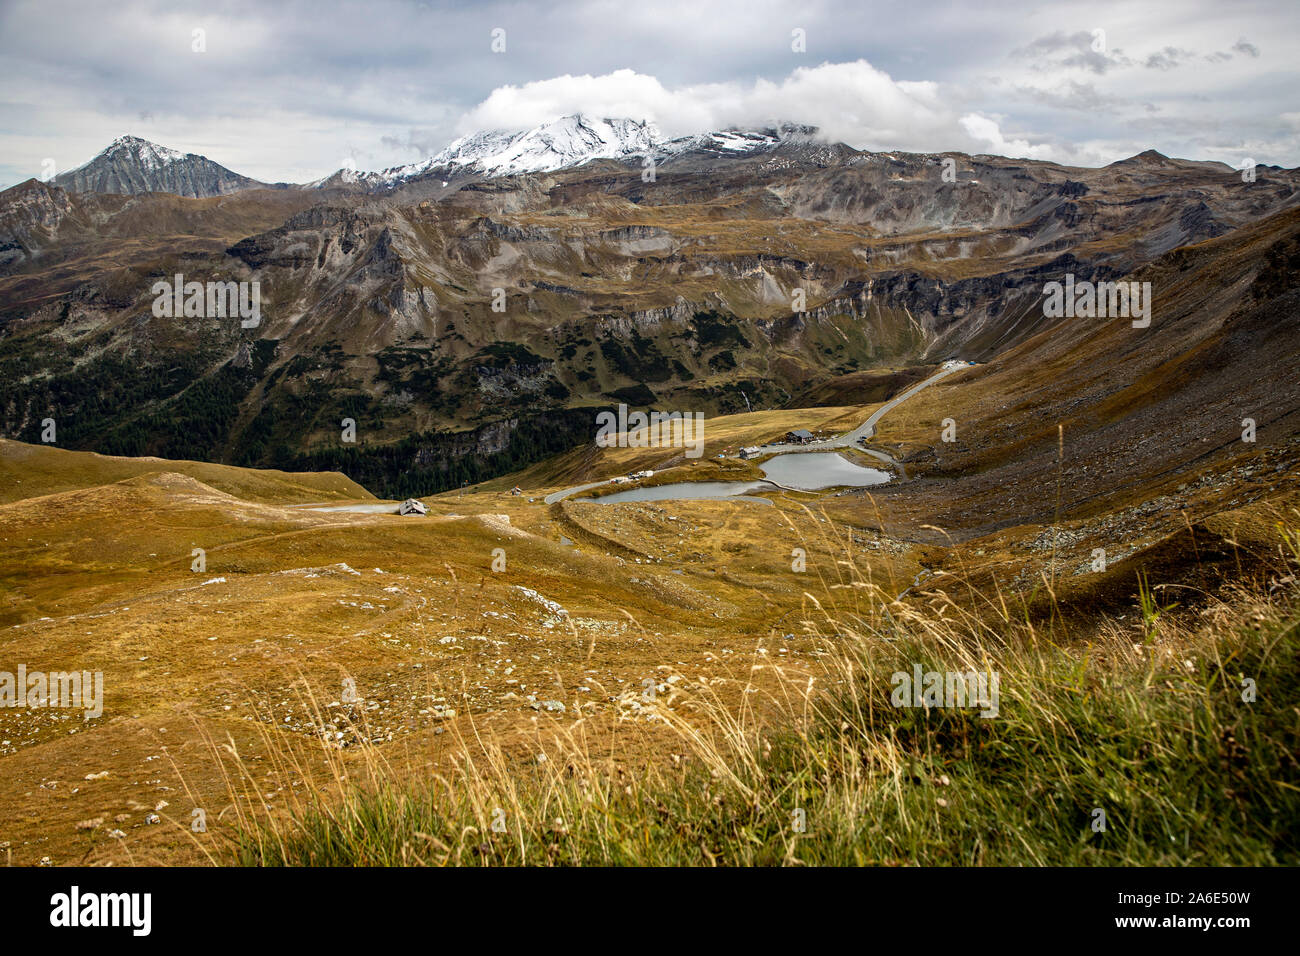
<box><xmin>758</xmin><ymin>361</ymin><xmax>972</xmax><ymax>455</ymax></box>
<box><xmin>543</xmin><ymin>362</ymin><xmax>973</xmax><ymax>504</ymax></box>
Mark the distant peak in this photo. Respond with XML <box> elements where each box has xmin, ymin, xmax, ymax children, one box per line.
<box><xmin>1110</xmin><ymin>148</ymin><xmax>1172</xmax><ymax>167</ymax></box>
<box><xmin>52</xmin><ymin>136</ymin><xmax>259</xmax><ymax>197</ymax></box>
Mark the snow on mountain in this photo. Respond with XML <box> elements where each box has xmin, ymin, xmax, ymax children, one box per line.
<box><xmin>331</xmin><ymin>115</ymin><xmax>818</xmax><ymax>190</ymax></box>
<box><xmin>52</xmin><ymin>136</ymin><xmax>266</xmax><ymax>198</ymax></box>
<box><xmin>364</xmin><ymin>116</ymin><xmax>662</xmax><ymax>185</ymax></box>
<box><xmin>102</xmin><ymin>135</ymin><xmax>186</xmax><ymax>170</ymax></box>
<box><xmin>677</xmin><ymin>124</ymin><xmax>817</xmax><ymax>155</ymax></box>
<box><xmin>443</xmin><ymin>116</ymin><xmax>663</xmax><ymax>176</ymax></box>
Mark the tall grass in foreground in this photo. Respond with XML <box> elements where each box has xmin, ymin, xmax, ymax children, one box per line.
<box><xmin>226</xmin><ymin>522</ymin><xmax>1300</xmax><ymax>866</ymax></box>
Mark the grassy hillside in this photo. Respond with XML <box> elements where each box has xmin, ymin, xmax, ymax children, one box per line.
<box><xmin>0</xmin><ymin>388</ymin><xmax>1296</xmax><ymax>865</ymax></box>
<box><xmin>237</xmin><ymin>545</ymin><xmax>1300</xmax><ymax>866</ymax></box>
<box><xmin>0</xmin><ymin>437</ymin><xmax>373</xmax><ymax>505</ymax></box>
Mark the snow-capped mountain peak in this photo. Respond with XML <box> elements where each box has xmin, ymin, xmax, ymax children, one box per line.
<box><xmin>340</xmin><ymin>115</ymin><xmax>819</xmax><ymax>189</ymax></box>
<box><xmin>52</xmin><ymin>135</ymin><xmax>264</xmax><ymax>198</ymax></box>
<box><xmin>372</xmin><ymin>115</ymin><xmax>664</xmax><ymax>184</ymax></box>
<box><xmin>447</xmin><ymin>115</ymin><xmax>662</xmax><ymax>175</ymax></box>
<box><xmin>307</xmin><ymin>115</ymin><xmax>823</xmax><ymax>191</ymax></box>
<box><xmin>100</xmin><ymin>135</ymin><xmax>188</xmax><ymax>170</ymax></box>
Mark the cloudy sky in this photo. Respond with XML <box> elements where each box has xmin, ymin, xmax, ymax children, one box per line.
<box><xmin>1</xmin><ymin>0</ymin><xmax>1297</xmax><ymax>188</ymax></box>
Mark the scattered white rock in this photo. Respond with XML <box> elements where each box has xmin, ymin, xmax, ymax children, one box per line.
<box><xmin>511</xmin><ymin>586</ymin><xmax>569</xmax><ymax>619</ymax></box>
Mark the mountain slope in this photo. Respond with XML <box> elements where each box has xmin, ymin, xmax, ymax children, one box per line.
<box><xmin>52</xmin><ymin>135</ymin><xmax>270</xmax><ymax>198</ymax></box>
<box><xmin>852</xmin><ymin>202</ymin><xmax>1300</xmax><ymax>538</ymax></box>
<box><xmin>0</xmin><ymin>436</ymin><xmax>374</xmax><ymax>504</ymax></box>
<box><xmin>0</xmin><ymin>176</ymin><xmax>326</xmax><ymax>284</ymax></box>
<box><xmin>3</xmin><ymin>125</ymin><xmax>1298</xmax><ymax>498</ymax></box>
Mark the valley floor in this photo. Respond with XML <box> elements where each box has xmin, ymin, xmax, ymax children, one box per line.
<box><xmin>0</xmin><ymin>370</ymin><xmax>1296</xmax><ymax>865</ymax></box>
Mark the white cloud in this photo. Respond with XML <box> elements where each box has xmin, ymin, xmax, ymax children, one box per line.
<box><xmin>457</xmin><ymin>61</ymin><xmax>1062</xmax><ymax>161</ymax></box>
<box><xmin>959</xmin><ymin>114</ymin><xmax>1054</xmax><ymax>160</ymax></box>
<box><xmin>459</xmin><ymin>70</ymin><xmax>692</xmax><ymax>134</ymax></box>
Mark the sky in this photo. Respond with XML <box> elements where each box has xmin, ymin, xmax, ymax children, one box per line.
<box><xmin>1</xmin><ymin>0</ymin><xmax>1297</xmax><ymax>189</ymax></box>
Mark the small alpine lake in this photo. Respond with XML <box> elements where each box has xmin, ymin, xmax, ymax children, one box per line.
<box><xmin>578</xmin><ymin>452</ymin><xmax>889</xmax><ymax>504</ymax></box>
